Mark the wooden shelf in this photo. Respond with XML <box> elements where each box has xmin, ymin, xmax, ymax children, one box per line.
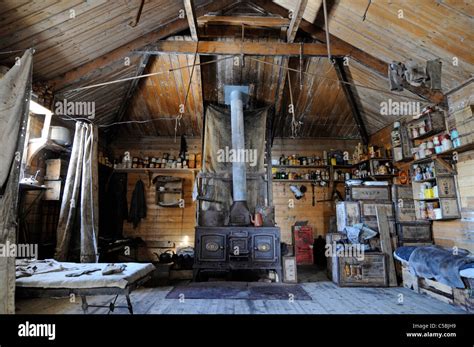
<box><xmin>114</xmin><ymin>168</ymin><xmax>198</xmax><ymax>173</ymax></box>
<box><xmin>19</xmin><ymin>183</ymin><xmax>49</xmax><ymax>191</ymax></box>
<box><xmin>273</xmin><ymin>179</ymin><xmax>328</xmax><ymax>183</ymax></box>
<box><xmin>410</xmin><ymin>129</ymin><xmax>444</xmax><ymax>141</ymax></box>
<box><xmin>353</xmin><ymin>157</ymin><xmax>392</xmax><ymax>165</ymax></box>
<box><xmin>412</xmin><ymin>143</ymin><xmax>474</xmax><ymax>164</ymax></box>
<box><xmin>331</xmin><ymin>164</ymin><xmax>354</xmax><ymax>169</ymax></box>
<box><xmin>413</xmin><ymin>198</ymin><xmax>440</xmax><ymax>201</ymax></box>
<box><xmin>412</xmin><ymin>178</ymin><xmax>436</xmax><ymax>183</ymax></box>
<box><xmin>273</xmin><ymin>165</ymin><xmax>329</xmax><ymax>169</ymax></box>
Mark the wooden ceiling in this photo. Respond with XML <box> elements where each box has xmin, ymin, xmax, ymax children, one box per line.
<box><xmin>0</xmin><ymin>0</ymin><xmax>472</xmax><ymax>139</ymax></box>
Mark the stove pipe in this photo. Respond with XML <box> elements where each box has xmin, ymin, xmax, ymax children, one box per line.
<box><xmin>227</xmin><ymin>87</ymin><xmax>251</xmax><ymax>225</ymax></box>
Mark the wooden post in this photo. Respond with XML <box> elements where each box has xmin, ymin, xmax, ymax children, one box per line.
<box><xmin>376</xmin><ymin>205</ymin><xmax>397</xmax><ymax>287</ymax></box>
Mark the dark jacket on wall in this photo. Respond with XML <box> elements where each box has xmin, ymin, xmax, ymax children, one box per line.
<box><xmin>129</xmin><ymin>179</ymin><xmax>147</xmax><ymax>228</ymax></box>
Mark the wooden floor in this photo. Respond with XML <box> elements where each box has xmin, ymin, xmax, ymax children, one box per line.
<box><xmin>16</xmin><ymin>280</ymin><xmax>467</xmax><ymax>315</ymax></box>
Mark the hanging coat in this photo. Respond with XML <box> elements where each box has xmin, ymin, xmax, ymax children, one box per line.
<box><xmin>129</xmin><ymin>179</ymin><xmax>147</xmax><ymax>228</ymax></box>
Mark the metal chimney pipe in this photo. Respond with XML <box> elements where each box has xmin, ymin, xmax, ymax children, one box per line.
<box><xmin>230</xmin><ymin>89</ymin><xmax>247</xmax><ymax>202</ymax></box>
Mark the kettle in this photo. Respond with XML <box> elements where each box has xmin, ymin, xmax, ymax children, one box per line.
<box><xmin>159</xmin><ymin>250</ymin><xmax>175</xmax><ymax>264</ymax></box>
<box><xmin>250</xmin><ymin>212</ymin><xmax>263</xmax><ymax>227</ymax></box>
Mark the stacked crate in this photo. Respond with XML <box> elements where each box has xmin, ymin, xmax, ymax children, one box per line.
<box><xmin>392</xmin><ymin>184</ymin><xmax>432</xmax><ymax>246</ymax></box>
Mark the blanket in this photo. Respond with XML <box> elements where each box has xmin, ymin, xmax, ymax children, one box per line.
<box><xmin>404</xmin><ymin>245</ymin><xmax>474</xmax><ymax>288</ymax></box>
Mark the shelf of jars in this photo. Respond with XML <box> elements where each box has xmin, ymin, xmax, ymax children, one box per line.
<box><xmin>411</xmin><ymin>158</ymin><xmax>460</xmax><ymax>220</ymax></box>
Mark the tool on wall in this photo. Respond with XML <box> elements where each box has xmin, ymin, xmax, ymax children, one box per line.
<box><xmin>311</xmin><ymin>182</ymin><xmax>315</xmax><ymax>206</ymax></box>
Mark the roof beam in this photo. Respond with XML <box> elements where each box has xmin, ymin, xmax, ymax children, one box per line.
<box><xmin>146</xmin><ymin>40</ymin><xmax>348</xmax><ymax>56</ymax></box>
<box><xmin>197</xmin><ymin>15</ymin><xmax>290</xmax><ymax>27</ymax></box>
<box><xmin>287</xmin><ymin>0</ymin><xmax>308</xmax><ymax>42</ymax></box>
<box><xmin>333</xmin><ymin>58</ymin><xmax>369</xmax><ymax>144</ymax></box>
<box><xmin>49</xmin><ymin>0</ymin><xmax>235</xmax><ymax>91</ymax></box>
<box><xmin>254</xmin><ymin>0</ymin><xmax>444</xmax><ymax>104</ymax></box>
<box><xmin>184</xmin><ymin>0</ymin><xmax>198</xmax><ymax>41</ymax></box>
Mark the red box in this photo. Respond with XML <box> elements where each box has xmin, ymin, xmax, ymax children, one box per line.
<box><xmin>292</xmin><ymin>225</ymin><xmax>314</xmax><ymax>265</ymax></box>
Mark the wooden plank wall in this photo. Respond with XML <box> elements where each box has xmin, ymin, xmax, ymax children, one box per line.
<box><xmin>109</xmin><ymin>136</ymin><xmax>201</xmax><ymax>260</ymax></box>
<box><xmin>433</xmin><ymin>82</ymin><xmax>474</xmax><ymax>252</ymax></box>
<box><xmin>368</xmin><ymin>82</ymin><xmax>474</xmax><ymax>252</ymax></box>
<box><xmin>271</xmin><ymin>138</ymin><xmax>359</xmax><ymax>244</ymax></box>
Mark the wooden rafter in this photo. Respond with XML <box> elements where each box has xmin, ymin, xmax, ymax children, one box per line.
<box><xmin>184</xmin><ymin>0</ymin><xmax>198</xmax><ymax>41</ymax></box>
<box><xmin>333</xmin><ymin>58</ymin><xmax>369</xmax><ymax>144</ymax></box>
<box><xmin>287</xmin><ymin>0</ymin><xmax>308</xmax><ymax>42</ymax></box>
<box><xmin>254</xmin><ymin>0</ymin><xmax>444</xmax><ymax>104</ymax></box>
<box><xmin>49</xmin><ymin>0</ymin><xmax>235</xmax><ymax>91</ymax></box>
<box><xmin>145</xmin><ymin>40</ymin><xmax>348</xmax><ymax>56</ymax></box>
<box><xmin>197</xmin><ymin>15</ymin><xmax>290</xmax><ymax>27</ymax></box>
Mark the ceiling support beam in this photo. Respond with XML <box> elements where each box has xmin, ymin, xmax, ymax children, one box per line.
<box><xmin>333</xmin><ymin>58</ymin><xmax>369</xmax><ymax>144</ymax></box>
<box><xmin>253</xmin><ymin>0</ymin><xmax>444</xmax><ymax>104</ymax></box>
<box><xmin>197</xmin><ymin>15</ymin><xmax>290</xmax><ymax>27</ymax></box>
<box><xmin>184</xmin><ymin>0</ymin><xmax>198</xmax><ymax>41</ymax></box>
<box><xmin>145</xmin><ymin>40</ymin><xmax>348</xmax><ymax>56</ymax></box>
<box><xmin>49</xmin><ymin>0</ymin><xmax>235</xmax><ymax>91</ymax></box>
<box><xmin>287</xmin><ymin>0</ymin><xmax>308</xmax><ymax>42</ymax></box>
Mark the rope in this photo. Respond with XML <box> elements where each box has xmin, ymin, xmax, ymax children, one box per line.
<box><xmin>322</xmin><ymin>0</ymin><xmax>333</xmax><ymax>63</ymax></box>
<box><xmin>247</xmin><ymin>57</ymin><xmax>428</xmax><ymax>102</ymax></box>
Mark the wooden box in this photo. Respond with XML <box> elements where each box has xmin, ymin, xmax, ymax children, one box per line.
<box><xmin>336</xmin><ymin>201</ymin><xmax>360</xmax><ymax>232</ymax></box>
<box><xmin>402</xmin><ymin>265</ymin><xmax>473</xmax><ymax>312</ymax></box>
<box><xmin>292</xmin><ymin>225</ymin><xmax>314</xmax><ymax>265</ymax></box>
<box><xmin>439</xmin><ymin>198</ymin><xmax>461</xmax><ymax>219</ymax></box>
<box><xmin>359</xmin><ymin>201</ymin><xmax>393</xmax><ymax>218</ymax></box>
<box><xmin>361</xmin><ymin>216</ymin><xmax>396</xmax><ymax>235</ymax></box>
<box><xmin>45</xmin><ymin>159</ymin><xmax>68</xmax><ymax>180</ymax></box>
<box><xmin>348</xmin><ymin>186</ymin><xmax>391</xmax><ymax>201</ymax></box>
<box><xmin>397</xmin><ymin>222</ymin><xmax>432</xmax><ymax>244</ymax></box>
<box><xmin>435</xmin><ymin>176</ymin><xmax>457</xmax><ymax>198</ymax></box>
<box><xmin>282</xmin><ymin>256</ymin><xmax>297</xmax><ymax>283</ymax></box>
<box><xmin>332</xmin><ymin>252</ymin><xmax>388</xmax><ymax>287</ymax></box>
<box><xmin>43</xmin><ymin>180</ymin><xmax>62</xmax><ymax>200</ymax></box>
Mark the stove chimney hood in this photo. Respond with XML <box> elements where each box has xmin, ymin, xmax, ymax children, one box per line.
<box><xmin>224</xmin><ymin>85</ymin><xmax>251</xmax><ymax>226</ymax></box>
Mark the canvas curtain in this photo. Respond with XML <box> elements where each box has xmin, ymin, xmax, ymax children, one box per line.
<box><xmin>202</xmin><ymin>104</ymin><xmax>268</xmax><ymax>217</ymax></box>
<box><xmin>0</xmin><ymin>49</ymin><xmax>33</xmax><ymax>314</ymax></box>
<box><xmin>55</xmin><ymin>122</ymin><xmax>99</xmax><ymax>263</ymax></box>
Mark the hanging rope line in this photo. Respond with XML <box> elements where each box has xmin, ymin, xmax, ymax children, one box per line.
<box><xmin>322</xmin><ymin>0</ymin><xmax>333</xmax><ymax>63</ymax></box>
<box><xmin>62</xmin><ymin>56</ymin><xmax>233</xmax><ymax>93</ymax></box>
<box><xmin>247</xmin><ymin>57</ymin><xmax>427</xmax><ymax>102</ymax></box>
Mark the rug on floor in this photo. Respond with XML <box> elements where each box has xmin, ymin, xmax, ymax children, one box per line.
<box><xmin>165</xmin><ymin>282</ymin><xmax>312</xmax><ymax>300</ymax></box>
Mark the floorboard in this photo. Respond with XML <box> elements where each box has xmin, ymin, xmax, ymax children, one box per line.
<box><xmin>16</xmin><ymin>281</ymin><xmax>468</xmax><ymax>314</ymax></box>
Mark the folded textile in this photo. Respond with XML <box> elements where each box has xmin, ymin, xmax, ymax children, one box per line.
<box><xmin>65</xmin><ymin>268</ymin><xmax>101</xmax><ymax>277</ymax></box>
<box><xmin>102</xmin><ymin>263</ymin><xmax>127</xmax><ymax>275</ymax></box>
<box><xmin>15</xmin><ymin>259</ymin><xmax>71</xmax><ymax>279</ymax></box>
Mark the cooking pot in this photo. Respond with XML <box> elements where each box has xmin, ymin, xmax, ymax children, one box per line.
<box><xmin>49</xmin><ymin>126</ymin><xmax>71</xmax><ymax>146</ymax></box>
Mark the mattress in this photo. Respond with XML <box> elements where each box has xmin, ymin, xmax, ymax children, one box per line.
<box><xmin>16</xmin><ymin>262</ymin><xmax>155</xmax><ymax>289</ymax></box>
<box><xmin>394</xmin><ymin>246</ymin><xmax>474</xmax><ymax>280</ymax></box>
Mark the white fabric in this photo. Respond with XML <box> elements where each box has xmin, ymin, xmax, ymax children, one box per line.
<box><xmin>16</xmin><ymin>262</ymin><xmax>154</xmax><ymax>289</ymax></box>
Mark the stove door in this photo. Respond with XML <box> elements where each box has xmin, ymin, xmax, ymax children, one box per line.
<box><xmin>252</xmin><ymin>234</ymin><xmax>276</xmax><ymax>262</ymax></box>
<box><xmin>199</xmin><ymin>234</ymin><xmax>226</xmax><ymax>261</ymax></box>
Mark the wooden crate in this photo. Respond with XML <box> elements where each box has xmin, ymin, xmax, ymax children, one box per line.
<box><xmin>392</xmin><ymin>185</ymin><xmax>418</xmax><ymax>222</ymax></box>
<box><xmin>397</xmin><ymin>222</ymin><xmax>432</xmax><ymax>244</ymax></box>
<box><xmin>331</xmin><ymin>252</ymin><xmax>388</xmax><ymax>287</ymax></box>
<box><xmin>325</xmin><ymin>233</ymin><xmax>345</xmax><ymax>280</ymax></box>
<box><xmin>336</xmin><ymin>201</ymin><xmax>360</xmax><ymax>232</ymax></box>
<box><xmin>348</xmin><ymin>186</ymin><xmax>391</xmax><ymax>201</ymax></box>
<box><xmin>402</xmin><ymin>265</ymin><xmax>473</xmax><ymax>312</ymax></box>
<box><xmin>359</xmin><ymin>201</ymin><xmax>393</xmax><ymax>218</ymax></box>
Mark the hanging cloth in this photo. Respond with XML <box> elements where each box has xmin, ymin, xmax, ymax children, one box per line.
<box><xmin>128</xmin><ymin>179</ymin><xmax>147</xmax><ymax>228</ymax></box>
<box><xmin>55</xmin><ymin>122</ymin><xmax>99</xmax><ymax>263</ymax></box>
<box><xmin>0</xmin><ymin>49</ymin><xmax>33</xmax><ymax>314</ymax></box>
